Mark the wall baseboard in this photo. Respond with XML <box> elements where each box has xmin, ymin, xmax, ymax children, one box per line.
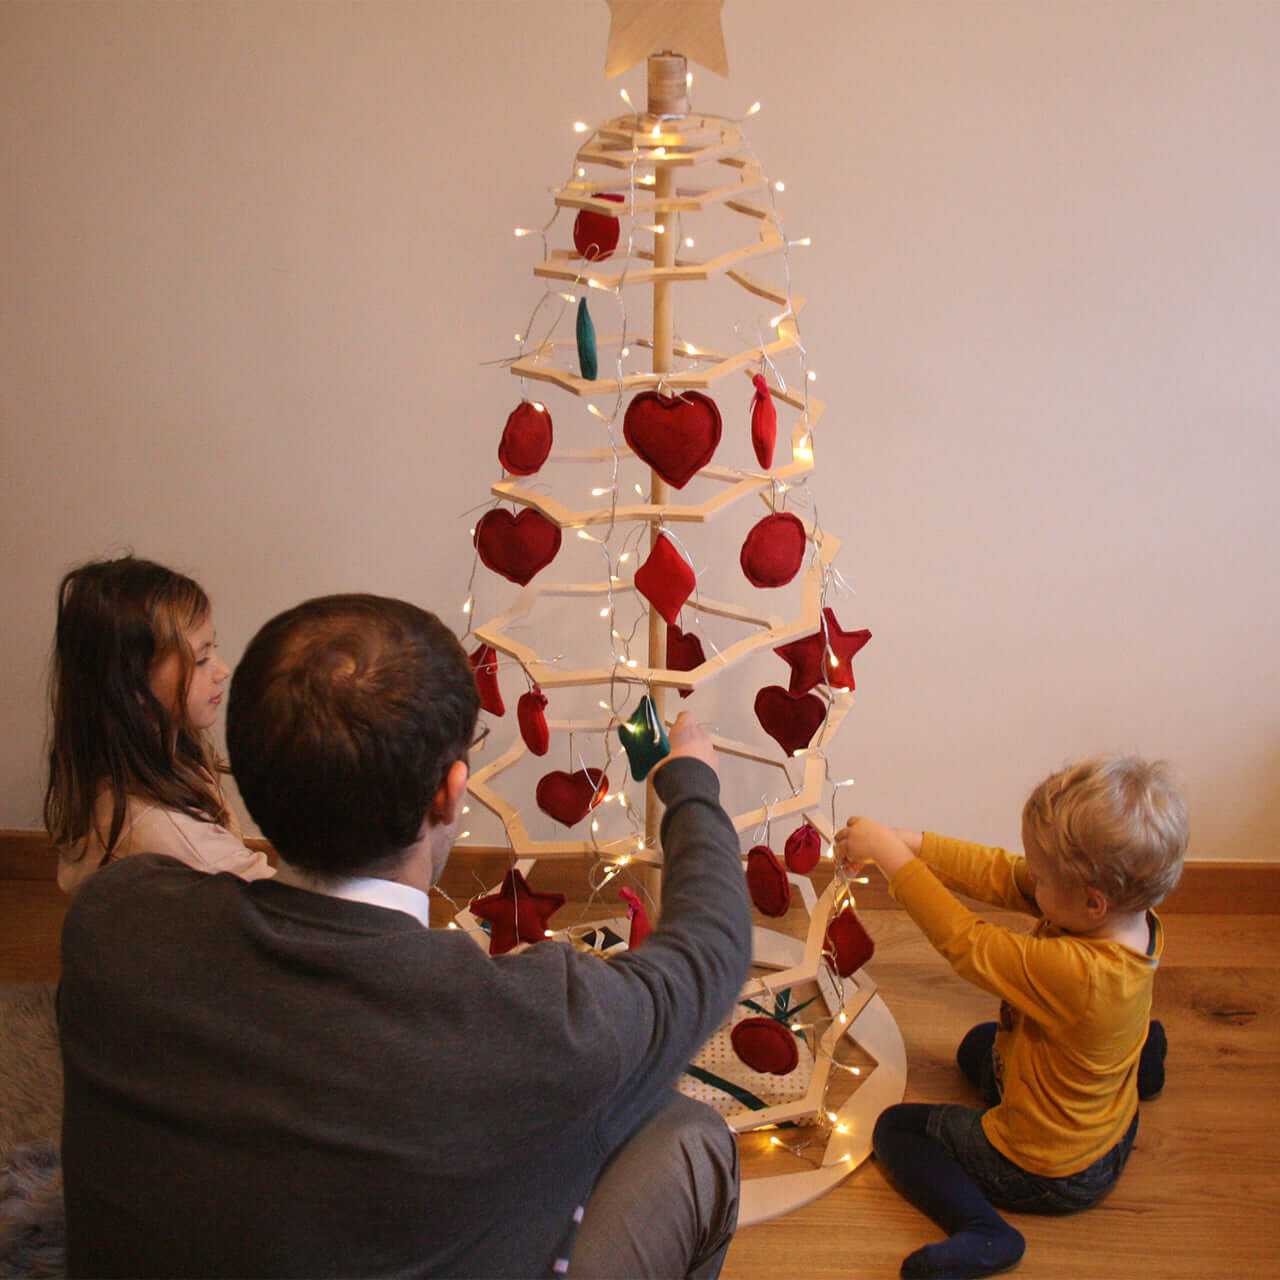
<box><xmin>4</xmin><ymin>829</ymin><xmax>1275</xmax><ymax>914</ymax></box>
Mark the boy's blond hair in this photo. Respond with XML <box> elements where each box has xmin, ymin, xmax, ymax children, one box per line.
<box><xmin>1022</xmin><ymin>756</ymin><xmax>1188</xmax><ymax>912</ymax></box>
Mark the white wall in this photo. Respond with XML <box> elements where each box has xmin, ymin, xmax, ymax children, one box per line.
<box><xmin>2</xmin><ymin>0</ymin><xmax>1277</xmax><ymax>860</ymax></box>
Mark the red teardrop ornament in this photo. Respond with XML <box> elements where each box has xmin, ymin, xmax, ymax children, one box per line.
<box><xmin>750</xmin><ymin>373</ymin><xmax>777</xmax><ymax>469</ymax></box>
<box><xmin>517</xmin><ymin>687</ymin><xmax>550</xmax><ymax>756</ymax></box>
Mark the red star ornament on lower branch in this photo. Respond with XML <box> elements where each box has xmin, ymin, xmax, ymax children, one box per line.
<box><xmin>773</xmin><ymin>608</ymin><xmax>872</xmax><ymax>695</ymax></box>
<box><xmin>470</xmin><ymin>868</ymin><xmax>566</xmax><ymax>956</ymax></box>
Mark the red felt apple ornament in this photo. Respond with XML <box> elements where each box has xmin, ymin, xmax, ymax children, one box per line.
<box><xmin>741</xmin><ymin>511</ymin><xmax>807</xmax><ymax>588</ymax></box>
<box><xmin>634</xmin><ymin>534</ymin><xmax>696</xmax><ymax>624</ymax></box>
<box><xmin>573</xmin><ymin>192</ymin><xmax>624</xmax><ymax>261</ymax></box>
<box><xmin>784</xmin><ymin>822</ymin><xmax>823</xmax><ymax>874</ymax></box>
<box><xmin>824</xmin><ymin>907</ymin><xmax>876</xmax><ymax>977</ymax></box>
<box><xmin>623</xmin><ymin>390</ymin><xmax>722</xmax><ymax>489</ymax></box>
<box><xmin>536</xmin><ymin>768</ymin><xmax>609</xmax><ymax>827</ymax></box>
<box><xmin>469</xmin><ymin>644</ymin><xmax>504</xmax><ymax>716</ymax></box>
<box><xmin>754</xmin><ymin>685</ymin><xmax>826</xmax><ymax>756</ymax></box>
<box><xmin>497</xmin><ymin>402</ymin><xmax>553</xmax><ymax>476</ymax></box>
<box><xmin>474</xmin><ymin>508</ymin><xmax>562</xmax><ymax>586</ymax></box>
<box><xmin>731</xmin><ymin>1016</ymin><xmax>799</xmax><ymax>1075</ymax></box>
<box><xmin>750</xmin><ymin>374</ymin><xmax>777</xmax><ymax>469</ymax></box>
<box><xmin>745</xmin><ymin>844</ymin><xmax>791</xmax><ymax>917</ymax></box>
<box><xmin>517</xmin><ymin>687</ymin><xmax>550</xmax><ymax>756</ymax></box>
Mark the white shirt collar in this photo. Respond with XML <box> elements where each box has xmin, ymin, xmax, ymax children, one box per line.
<box><xmin>273</xmin><ymin>861</ymin><xmax>432</xmax><ymax>929</ymax></box>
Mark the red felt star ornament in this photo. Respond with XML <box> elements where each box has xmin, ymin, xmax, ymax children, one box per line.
<box><xmin>773</xmin><ymin>608</ymin><xmax>872</xmax><ymax>695</ymax></box>
<box><xmin>470</xmin><ymin>868</ymin><xmax>565</xmax><ymax>956</ymax></box>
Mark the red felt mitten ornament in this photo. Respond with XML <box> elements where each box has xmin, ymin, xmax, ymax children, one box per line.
<box><xmin>750</xmin><ymin>374</ymin><xmax>777</xmax><ymax>469</ymax></box>
<box><xmin>618</xmin><ymin>886</ymin><xmax>652</xmax><ymax>948</ymax></box>
<box><xmin>470</xmin><ymin>868</ymin><xmax>565</xmax><ymax>956</ymax></box>
<box><xmin>536</xmin><ymin>768</ymin><xmax>608</xmax><ymax>827</ymax></box>
<box><xmin>623</xmin><ymin>390</ymin><xmax>722</xmax><ymax>489</ymax></box>
<box><xmin>474</xmin><ymin>508</ymin><xmax>562</xmax><ymax>585</ymax></box>
<box><xmin>469</xmin><ymin>644</ymin><xmax>504</xmax><ymax>716</ymax></box>
<box><xmin>740</xmin><ymin>512</ymin><xmax>806</xmax><ymax>588</ymax></box>
<box><xmin>573</xmin><ymin>192</ymin><xmax>624</xmax><ymax>261</ymax></box>
<box><xmin>784</xmin><ymin>822</ymin><xmax>823</xmax><ymax>874</ymax></box>
<box><xmin>745</xmin><ymin>844</ymin><xmax>791</xmax><ymax>917</ymax></box>
<box><xmin>666</xmin><ymin>622</ymin><xmax>706</xmax><ymax>699</ymax></box>
<box><xmin>517</xmin><ymin>687</ymin><xmax>550</xmax><ymax>756</ymax></box>
<box><xmin>731</xmin><ymin>1016</ymin><xmax>799</xmax><ymax>1075</ymax></box>
<box><xmin>774</xmin><ymin>608</ymin><xmax>872</xmax><ymax>695</ymax></box>
<box><xmin>634</xmin><ymin>534</ymin><xmax>696</xmax><ymax>624</ymax></box>
<box><xmin>824</xmin><ymin>907</ymin><xmax>876</xmax><ymax>977</ymax></box>
<box><xmin>754</xmin><ymin>685</ymin><xmax>826</xmax><ymax>756</ymax></box>
<box><xmin>498</xmin><ymin>402</ymin><xmax>553</xmax><ymax>476</ymax></box>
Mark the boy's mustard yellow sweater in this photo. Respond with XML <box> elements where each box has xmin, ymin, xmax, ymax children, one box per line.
<box><xmin>890</xmin><ymin>833</ymin><xmax>1160</xmax><ymax>1177</ymax></box>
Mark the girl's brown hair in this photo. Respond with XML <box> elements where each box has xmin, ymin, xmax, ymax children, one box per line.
<box><xmin>44</xmin><ymin>556</ymin><xmax>230</xmax><ymax>857</ymax></box>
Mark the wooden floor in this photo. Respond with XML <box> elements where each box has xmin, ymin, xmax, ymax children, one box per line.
<box><xmin>4</xmin><ymin>881</ymin><xmax>1279</xmax><ymax>1278</ymax></box>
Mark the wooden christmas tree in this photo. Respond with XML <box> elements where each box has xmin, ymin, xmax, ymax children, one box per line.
<box><xmin>452</xmin><ymin>0</ymin><xmax>905</xmax><ymax>1221</ymax></box>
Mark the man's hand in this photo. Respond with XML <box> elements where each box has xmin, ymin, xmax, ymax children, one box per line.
<box><xmin>654</xmin><ymin>711</ymin><xmax>718</xmax><ymax>776</ymax></box>
<box><xmin>834</xmin><ymin>816</ymin><xmax>916</xmax><ymax>881</ymax></box>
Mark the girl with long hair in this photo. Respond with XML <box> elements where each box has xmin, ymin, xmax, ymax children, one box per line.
<box><xmin>44</xmin><ymin>555</ymin><xmax>272</xmax><ymax>892</ymax></box>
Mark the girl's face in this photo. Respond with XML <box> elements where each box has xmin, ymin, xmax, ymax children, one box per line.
<box><xmin>149</xmin><ymin>615</ymin><xmax>230</xmax><ymax>731</ymax></box>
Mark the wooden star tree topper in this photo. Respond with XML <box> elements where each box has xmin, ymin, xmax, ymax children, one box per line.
<box><xmin>605</xmin><ymin>0</ymin><xmax>729</xmax><ymax>77</ymax></box>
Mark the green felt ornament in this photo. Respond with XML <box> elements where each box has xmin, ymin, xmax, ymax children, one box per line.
<box><xmin>576</xmin><ymin>296</ymin><xmax>598</xmax><ymax>381</ymax></box>
<box><xmin>617</xmin><ymin>695</ymin><xmax>670</xmax><ymax>781</ymax></box>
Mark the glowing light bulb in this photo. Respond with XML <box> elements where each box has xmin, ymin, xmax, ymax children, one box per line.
<box><xmin>577</xmin><ymin>529</ymin><xmax>594</xmax><ymax>541</ymax></box>
<box><xmin>651</xmin><ymin>123</ymin><xmax>661</xmax><ymax>138</ymax></box>
<box><xmin>620</xmin><ymin>346</ymin><xmax>630</xmax><ymax>357</ymax></box>
<box><xmin>587</xmin><ymin>403</ymin><xmax>605</xmax><ymax>419</ymax></box>
<box><xmin>591</xmin><ymin>820</ymin><xmax>600</xmax><ymax>833</ymax></box>
<box><xmin>746</xmin><ymin>101</ymin><xmax>761</xmax><ymax>116</ymax></box>
<box><xmin>794</xmin><ymin>236</ymin><xmax>812</xmax><ymax>247</ymax></box>
<box><xmin>573</xmin><ymin>121</ymin><xmax>589</xmax><ymax>133</ymax></box>
<box><xmin>619</xmin><ymin>88</ymin><xmax>633</xmax><ymax>107</ymax></box>
<box><xmin>462</xmin><ymin>806</ymin><xmax>470</xmax><ymax>815</ymax></box>
<box><xmin>591</xmin><ymin>486</ymin><xmax>608</xmax><ymax>496</ymax></box>
<box><xmin>448</xmin><ymin>921</ymin><xmax>459</xmax><ymax>930</ymax></box>
<box><xmin>514</xmin><ymin>332</ymin><xmax>523</xmax><ymax>343</ymax></box>
<box><xmin>774</xmin><ymin>180</ymin><xmax>785</xmax><ymax>192</ymax></box>
<box><xmin>684</xmin><ymin>236</ymin><xmax>694</xmax><ymax>248</ymax></box>
<box><xmin>577</xmin><ymin>167</ymin><xmax>586</xmax><ymax>177</ymax></box>
<box><xmin>458</xmin><ymin>831</ymin><xmax>470</xmax><ymax>840</ymax></box>
<box><xmin>618</xmin><ymin>552</ymin><xmax>630</xmax><ymax>563</ymax></box>
<box><xmin>599</xmin><ymin>607</ymin><xmax>610</xmax><ymax>617</ymax></box>
<box><xmin>807</xmin><ymin>370</ymin><xmax>817</xmax><ymax>382</ymax></box>
<box><xmin>686</xmin><ymin>72</ymin><xmax>693</xmax><ymax>89</ymax></box>
<box><xmin>462</xmin><ymin>597</ymin><xmax>473</xmax><ymax>615</ymax></box>
<box><xmin>544</xmin><ymin>929</ymin><xmax>554</xmax><ymax>937</ymax></box>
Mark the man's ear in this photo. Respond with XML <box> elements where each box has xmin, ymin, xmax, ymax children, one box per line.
<box><xmin>430</xmin><ymin>759</ymin><xmax>470</xmax><ymax>827</ymax></box>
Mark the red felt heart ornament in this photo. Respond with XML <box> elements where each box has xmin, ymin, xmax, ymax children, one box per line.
<box><xmin>731</xmin><ymin>1016</ymin><xmax>799</xmax><ymax>1075</ymax></box>
<box><xmin>536</xmin><ymin>767</ymin><xmax>608</xmax><ymax>827</ymax></box>
<box><xmin>634</xmin><ymin>534</ymin><xmax>696</xmax><ymax>624</ymax></box>
<box><xmin>784</xmin><ymin>822</ymin><xmax>823</xmax><ymax>874</ymax></box>
<box><xmin>498</xmin><ymin>402</ymin><xmax>553</xmax><ymax>476</ymax></box>
<box><xmin>469</xmin><ymin>644</ymin><xmax>504</xmax><ymax>716</ymax></box>
<box><xmin>825</xmin><ymin>907</ymin><xmax>876</xmax><ymax>977</ymax></box>
<box><xmin>474</xmin><ymin>508</ymin><xmax>562</xmax><ymax>586</ymax></box>
<box><xmin>750</xmin><ymin>374</ymin><xmax>777</xmax><ymax>470</ymax></box>
<box><xmin>741</xmin><ymin>512</ymin><xmax>806</xmax><ymax>588</ymax></box>
<box><xmin>623</xmin><ymin>390</ymin><xmax>722</xmax><ymax>489</ymax></box>
<box><xmin>754</xmin><ymin>685</ymin><xmax>826</xmax><ymax>756</ymax></box>
<box><xmin>746</xmin><ymin>844</ymin><xmax>791</xmax><ymax>917</ymax></box>
<box><xmin>665</xmin><ymin>622</ymin><xmax>706</xmax><ymax>699</ymax></box>
<box><xmin>517</xmin><ymin>687</ymin><xmax>550</xmax><ymax>756</ymax></box>
<box><xmin>573</xmin><ymin>192</ymin><xmax>624</xmax><ymax>261</ymax></box>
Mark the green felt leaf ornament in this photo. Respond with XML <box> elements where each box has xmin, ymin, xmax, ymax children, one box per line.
<box><xmin>617</xmin><ymin>695</ymin><xmax>670</xmax><ymax>781</ymax></box>
<box><xmin>576</xmin><ymin>296</ymin><xmax>598</xmax><ymax>381</ymax></box>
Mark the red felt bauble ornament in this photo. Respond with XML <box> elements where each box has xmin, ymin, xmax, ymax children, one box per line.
<box><xmin>469</xmin><ymin>643</ymin><xmax>504</xmax><ymax>716</ymax></box>
<box><xmin>470</xmin><ymin>868</ymin><xmax>565</xmax><ymax>956</ymax></box>
<box><xmin>474</xmin><ymin>508</ymin><xmax>562</xmax><ymax>585</ymax></box>
<box><xmin>784</xmin><ymin>822</ymin><xmax>823</xmax><ymax>875</ymax></box>
<box><xmin>750</xmin><ymin>373</ymin><xmax>777</xmax><ymax>470</ymax></box>
<box><xmin>619</xmin><ymin>886</ymin><xmax>652</xmax><ymax>948</ymax></box>
<box><xmin>623</xmin><ymin>390</ymin><xmax>722</xmax><ymax>489</ymax></box>
<box><xmin>536</xmin><ymin>767</ymin><xmax>609</xmax><ymax>827</ymax></box>
<box><xmin>517</xmin><ymin>687</ymin><xmax>550</xmax><ymax>756</ymax></box>
<box><xmin>774</xmin><ymin>608</ymin><xmax>872</xmax><ymax>695</ymax></box>
<box><xmin>666</xmin><ymin>622</ymin><xmax>706</xmax><ymax>699</ymax></box>
<box><xmin>573</xmin><ymin>192</ymin><xmax>624</xmax><ymax>261</ymax></box>
<box><xmin>634</xmin><ymin>534</ymin><xmax>696</xmax><ymax>624</ymax></box>
<box><xmin>740</xmin><ymin>512</ymin><xmax>806</xmax><ymax>588</ymax></box>
<box><xmin>825</xmin><ymin>907</ymin><xmax>876</xmax><ymax>977</ymax></box>
<box><xmin>754</xmin><ymin>685</ymin><xmax>826</xmax><ymax>756</ymax></box>
<box><xmin>746</xmin><ymin>844</ymin><xmax>791</xmax><ymax>917</ymax></box>
<box><xmin>498</xmin><ymin>401</ymin><xmax>553</xmax><ymax>476</ymax></box>
<box><xmin>731</xmin><ymin>1016</ymin><xmax>799</xmax><ymax>1075</ymax></box>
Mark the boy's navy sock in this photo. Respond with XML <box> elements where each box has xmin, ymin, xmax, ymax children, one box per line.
<box><xmin>1137</xmin><ymin>1019</ymin><xmax>1167</xmax><ymax>1100</ymax></box>
<box><xmin>874</xmin><ymin>1105</ymin><xmax>1025</xmax><ymax>1280</ymax></box>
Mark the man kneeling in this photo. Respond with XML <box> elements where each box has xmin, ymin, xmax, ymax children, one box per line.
<box><xmin>58</xmin><ymin>594</ymin><xmax>751</xmax><ymax>1278</ymax></box>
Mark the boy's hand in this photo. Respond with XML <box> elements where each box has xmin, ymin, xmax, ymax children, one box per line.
<box><xmin>655</xmin><ymin>711</ymin><xmax>718</xmax><ymax>776</ymax></box>
<box><xmin>835</xmin><ymin>816</ymin><xmax>916</xmax><ymax>881</ymax></box>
